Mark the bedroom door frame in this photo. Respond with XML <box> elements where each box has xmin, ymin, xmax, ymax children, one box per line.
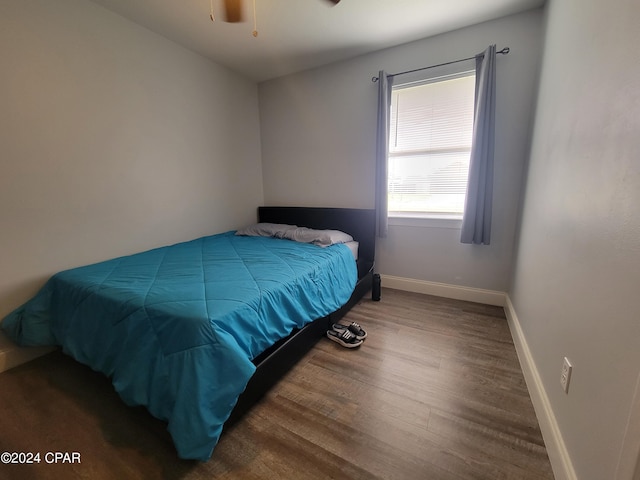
<box><xmin>617</xmin><ymin>371</ymin><xmax>640</xmax><ymax>480</ymax></box>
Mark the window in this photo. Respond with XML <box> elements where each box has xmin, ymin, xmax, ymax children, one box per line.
<box><xmin>388</xmin><ymin>72</ymin><xmax>475</xmax><ymax>218</ymax></box>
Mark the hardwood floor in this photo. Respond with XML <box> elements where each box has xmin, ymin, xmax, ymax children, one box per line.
<box><xmin>0</xmin><ymin>288</ymin><xmax>554</xmax><ymax>479</ymax></box>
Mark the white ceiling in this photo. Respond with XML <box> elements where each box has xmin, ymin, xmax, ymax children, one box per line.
<box><xmin>87</xmin><ymin>0</ymin><xmax>544</xmax><ymax>82</ymax></box>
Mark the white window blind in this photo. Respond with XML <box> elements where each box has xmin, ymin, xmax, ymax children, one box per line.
<box><xmin>388</xmin><ymin>72</ymin><xmax>475</xmax><ymax>216</ymax></box>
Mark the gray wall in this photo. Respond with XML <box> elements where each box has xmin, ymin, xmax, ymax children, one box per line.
<box><xmin>0</xmin><ymin>0</ymin><xmax>263</xmax><ymax>319</ymax></box>
<box><xmin>259</xmin><ymin>9</ymin><xmax>543</xmax><ymax>292</ymax></box>
<box><xmin>510</xmin><ymin>0</ymin><xmax>640</xmax><ymax>478</ymax></box>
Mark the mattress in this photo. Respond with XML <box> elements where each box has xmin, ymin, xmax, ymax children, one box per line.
<box><xmin>1</xmin><ymin>231</ymin><xmax>357</xmax><ymax>460</ymax></box>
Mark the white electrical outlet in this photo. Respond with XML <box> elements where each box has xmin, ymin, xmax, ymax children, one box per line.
<box><xmin>560</xmin><ymin>357</ymin><xmax>572</xmax><ymax>393</ymax></box>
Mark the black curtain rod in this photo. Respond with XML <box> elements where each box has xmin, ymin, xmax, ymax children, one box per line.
<box><xmin>371</xmin><ymin>47</ymin><xmax>510</xmax><ymax>82</ymax></box>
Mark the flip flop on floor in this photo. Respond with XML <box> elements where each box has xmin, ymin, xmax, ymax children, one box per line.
<box><xmin>326</xmin><ymin>329</ymin><xmax>364</xmax><ymax>348</ymax></box>
<box><xmin>332</xmin><ymin>321</ymin><xmax>367</xmax><ymax>340</ymax></box>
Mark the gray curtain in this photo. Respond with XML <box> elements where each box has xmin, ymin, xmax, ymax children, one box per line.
<box><xmin>375</xmin><ymin>71</ymin><xmax>393</xmax><ymax>238</ymax></box>
<box><xmin>461</xmin><ymin>45</ymin><xmax>496</xmax><ymax>245</ymax></box>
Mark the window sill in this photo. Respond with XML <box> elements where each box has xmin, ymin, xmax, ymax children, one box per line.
<box><xmin>388</xmin><ymin>213</ymin><xmax>463</xmax><ymax>229</ymax></box>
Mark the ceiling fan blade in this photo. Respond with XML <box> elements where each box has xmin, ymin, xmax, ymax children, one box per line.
<box><xmin>223</xmin><ymin>0</ymin><xmax>244</xmax><ymax>23</ymax></box>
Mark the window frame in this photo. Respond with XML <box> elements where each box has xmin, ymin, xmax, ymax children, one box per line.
<box><xmin>387</xmin><ymin>65</ymin><xmax>476</xmax><ymax>223</ymax></box>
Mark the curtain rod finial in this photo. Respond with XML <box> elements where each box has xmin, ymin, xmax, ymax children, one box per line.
<box><xmin>498</xmin><ymin>47</ymin><xmax>510</xmax><ymax>55</ymax></box>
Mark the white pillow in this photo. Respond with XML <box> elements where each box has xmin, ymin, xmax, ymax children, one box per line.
<box><xmin>235</xmin><ymin>223</ymin><xmax>353</xmax><ymax>247</ymax></box>
<box><xmin>284</xmin><ymin>227</ymin><xmax>353</xmax><ymax>247</ymax></box>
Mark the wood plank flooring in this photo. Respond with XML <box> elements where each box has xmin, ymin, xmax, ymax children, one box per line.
<box><xmin>0</xmin><ymin>288</ymin><xmax>554</xmax><ymax>479</ymax></box>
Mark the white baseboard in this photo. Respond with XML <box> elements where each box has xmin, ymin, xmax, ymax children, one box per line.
<box><xmin>504</xmin><ymin>295</ymin><xmax>577</xmax><ymax>480</ymax></box>
<box><xmin>0</xmin><ymin>331</ymin><xmax>55</xmax><ymax>373</ymax></box>
<box><xmin>380</xmin><ymin>274</ymin><xmax>506</xmax><ymax>306</ymax></box>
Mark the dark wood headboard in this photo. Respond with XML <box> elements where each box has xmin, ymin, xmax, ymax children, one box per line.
<box><xmin>257</xmin><ymin>206</ymin><xmax>376</xmax><ymax>272</ymax></box>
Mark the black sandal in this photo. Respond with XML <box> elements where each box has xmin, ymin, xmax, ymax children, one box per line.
<box><xmin>326</xmin><ymin>329</ymin><xmax>363</xmax><ymax>348</ymax></box>
<box><xmin>331</xmin><ymin>321</ymin><xmax>367</xmax><ymax>340</ymax></box>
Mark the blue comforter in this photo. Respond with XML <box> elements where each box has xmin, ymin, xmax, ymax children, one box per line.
<box><xmin>1</xmin><ymin>232</ymin><xmax>357</xmax><ymax>460</ymax></box>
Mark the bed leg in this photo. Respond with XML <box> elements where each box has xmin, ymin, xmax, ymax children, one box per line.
<box><xmin>372</xmin><ymin>273</ymin><xmax>381</xmax><ymax>301</ymax></box>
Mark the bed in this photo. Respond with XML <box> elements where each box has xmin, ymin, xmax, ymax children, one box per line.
<box><xmin>1</xmin><ymin>206</ymin><xmax>376</xmax><ymax>461</ymax></box>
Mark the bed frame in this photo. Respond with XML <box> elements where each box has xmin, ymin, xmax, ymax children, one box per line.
<box><xmin>224</xmin><ymin>206</ymin><xmax>376</xmax><ymax>427</ymax></box>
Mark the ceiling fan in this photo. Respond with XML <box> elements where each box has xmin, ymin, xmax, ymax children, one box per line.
<box><xmin>214</xmin><ymin>0</ymin><xmax>341</xmax><ymax>24</ymax></box>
